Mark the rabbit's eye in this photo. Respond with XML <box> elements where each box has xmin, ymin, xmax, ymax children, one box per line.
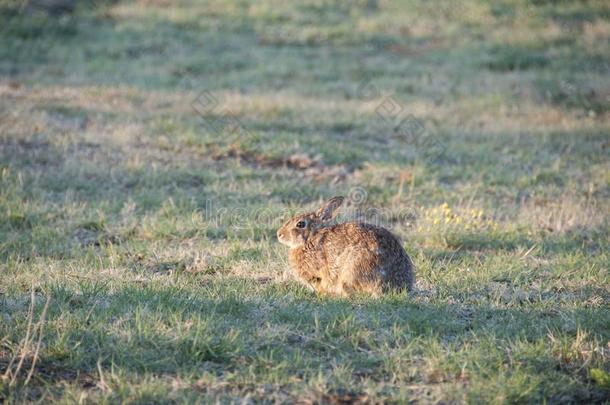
<box><xmin>296</xmin><ymin>220</ymin><xmax>307</xmax><ymax>229</ymax></box>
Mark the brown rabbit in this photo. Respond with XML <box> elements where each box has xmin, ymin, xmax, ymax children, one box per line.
<box><xmin>277</xmin><ymin>196</ymin><xmax>414</xmax><ymax>297</ymax></box>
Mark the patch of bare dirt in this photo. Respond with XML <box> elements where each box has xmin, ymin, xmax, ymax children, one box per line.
<box><xmin>213</xmin><ymin>146</ymin><xmax>352</xmax><ymax>183</ymax></box>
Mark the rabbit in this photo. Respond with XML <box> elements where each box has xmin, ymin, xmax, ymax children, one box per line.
<box><xmin>277</xmin><ymin>196</ymin><xmax>414</xmax><ymax>297</ymax></box>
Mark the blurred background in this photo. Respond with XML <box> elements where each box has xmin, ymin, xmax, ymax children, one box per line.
<box><xmin>1</xmin><ymin>0</ymin><xmax>608</xmax><ymax>248</ymax></box>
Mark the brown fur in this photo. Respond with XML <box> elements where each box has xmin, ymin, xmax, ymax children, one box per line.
<box><xmin>277</xmin><ymin>197</ymin><xmax>414</xmax><ymax>297</ymax></box>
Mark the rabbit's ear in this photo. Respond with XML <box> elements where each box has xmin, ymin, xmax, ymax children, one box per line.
<box><xmin>316</xmin><ymin>196</ymin><xmax>344</xmax><ymax>222</ymax></box>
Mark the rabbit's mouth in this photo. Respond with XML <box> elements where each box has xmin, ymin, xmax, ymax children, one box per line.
<box><xmin>277</xmin><ymin>231</ymin><xmax>300</xmax><ymax>248</ymax></box>
<box><xmin>277</xmin><ymin>235</ymin><xmax>295</xmax><ymax>247</ymax></box>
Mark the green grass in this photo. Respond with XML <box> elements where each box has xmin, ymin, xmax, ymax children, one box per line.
<box><xmin>1</xmin><ymin>0</ymin><xmax>609</xmax><ymax>402</ymax></box>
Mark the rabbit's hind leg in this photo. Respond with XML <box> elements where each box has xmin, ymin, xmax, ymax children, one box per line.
<box><xmin>333</xmin><ymin>265</ymin><xmax>371</xmax><ymax>297</ymax></box>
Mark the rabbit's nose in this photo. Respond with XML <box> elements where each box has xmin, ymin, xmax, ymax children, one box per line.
<box><xmin>277</xmin><ymin>230</ymin><xmax>284</xmax><ymax>239</ymax></box>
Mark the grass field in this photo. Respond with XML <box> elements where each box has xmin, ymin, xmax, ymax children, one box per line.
<box><xmin>1</xmin><ymin>0</ymin><xmax>609</xmax><ymax>403</ymax></box>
